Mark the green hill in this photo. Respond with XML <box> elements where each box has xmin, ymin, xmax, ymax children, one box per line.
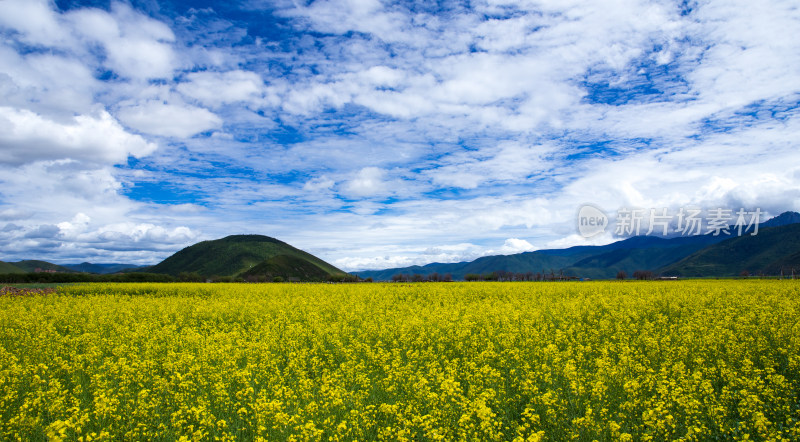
<box><xmin>0</xmin><ymin>261</ymin><xmax>25</xmax><ymax>274</ymax></box>
<box><xmin>660</xmin><ymin>223</ymin><xmax>800</xmax><ymax>277</ymax></box>
<box><xmin>12</xmin><ymin>260</ymin><xmax>76</xmax><ymax>273</ymax></box>
<box><xmin>240</xmin><ymin>254</ymin><xmax>334</xmax><ymax>281</ymax></box>
<box><xmin>147</xmin><ymin>235</ymin><xmax>343</xmax><ymax>280</ymax></box>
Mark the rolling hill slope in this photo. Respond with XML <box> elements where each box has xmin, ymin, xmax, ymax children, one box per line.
<box><xmin>12</xmin><ymin>260</ymin><xmax>76</xmax><ymax>273</ymax></box>
<box><xmin>659</xmin><ymin>223</ymin><xmax>800</xmax><ymax>277</ymax></box>
<box><xmin>0</xmin><ymin>261</ymin><xmax>25</xmax><ymax>274</ymax></box>
<box><xmin>147</xmin><ymin>235</ymin><xmax>343</xmax><ymax>280</ymax></box>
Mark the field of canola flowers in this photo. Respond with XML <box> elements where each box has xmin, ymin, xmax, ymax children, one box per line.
<box><xmin>1</xmin><ymin>280</ymin><xmax>799</xmax><ymax>441</ymax></box>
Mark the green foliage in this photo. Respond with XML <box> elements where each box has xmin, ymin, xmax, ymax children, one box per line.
<box><xmin>0</xmin><ymin>272</ymin><xmax>176</xmax><ymax>283</ymax></box>
<box><xmin>661</xmin><ymin>223</ymin><xmax>800</xmax><ymax>277</ymax></box>
<box><xmin>327</xmin><ymin>273</ymin><xmax>360</xmax><ymax>283</ymax></box>
<box><xmin>178</xmin><ymin>272</ymin><xmax>203</xmax><ymax>282</ymax></box>
<box><xmin>147</xmin><ymin>235</ymin><xmax>343</xmax><ymax>281</ymax></box>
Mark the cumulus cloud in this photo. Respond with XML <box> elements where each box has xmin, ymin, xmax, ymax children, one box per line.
<box><xmin>0</xmin><ymin>107</ymin><xmax>157</xmax><ymax>166</ymax></box>
<box><xmin>0</xmin><ymin>47</ymin><xmax>100</xmax><ymax>117</ymax></box>
<box><xmin>303</xmin><ymin>176</ymin><xmax>335</xmax><ymax>192</ymax></box>
<box><xmin>1</xmin><ymin>0</ymin><xmax>800</xmax><ymax>269</ymax></box>
<box><xmin>177</xmin><ymin>70</ymin><xmax>264</xmax><ymax>107</ymax></box>
<box><xmin>0</xmin><ymin>0</ymin><xmax>70</xmax><ymax>47</ymax></box>
<box><xmin>68</xmin><ymin>3</ymin><xmax>177</xmax><ymax>79</ymax></box>
<box><xmin>341</xmin><ymin>167</ymin><xmax>390</xmax><ymax>198</ymax></box>
<box><xmin>499</xmin><ymin>238</ymin><xmax>536</xmax><ymax>254</ymax></box>
<box><xmin>117</xmin><ymin>101</ymin><xmax>222</xmax><ymax>138</ymax></box>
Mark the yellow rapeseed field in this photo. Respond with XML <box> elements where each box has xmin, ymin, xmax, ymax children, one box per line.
<box><xmin>1</xmin><ymin>281</ymin><xmax>799</xmax><ymax>441</ymax></box>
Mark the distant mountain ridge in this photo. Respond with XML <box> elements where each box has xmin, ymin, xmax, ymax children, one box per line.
<box><xmin>63</xmin><ymin>263</ymin><xmax>146</xmax><ymax>274</ymax></box>
<box><xmin>1</xmin><ymin>260</ymin><xmax>77</xmax><ymax>273</ymax></box>
<box><xmin>0</xmin><ymin>260</ymin><xmax>144</xmax><ymax>275</ymax></box>
<box><xmin>356</xmin><ymin>211</ymin><xmax>800</xmax><ymax>280</ymax></box>
<box><xmin>4</xmin><ymin>212</ymin><xmax>799</xmax><ymax>281</ymax></box>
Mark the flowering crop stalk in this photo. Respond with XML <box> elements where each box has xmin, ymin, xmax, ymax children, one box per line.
<box><xmin>0</xmin><ymin>280</ymin><xmax>798</xmax><ymax>441</ymax></box>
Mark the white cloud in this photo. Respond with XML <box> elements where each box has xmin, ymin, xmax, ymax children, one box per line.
<box><xmin>117</xmin><ymin>101</ymin><xmax>222</xmax><ymax>138</ymax></box>
<box><xmin>0</xmin><ymin>107</ymin><xmax>157</xmax><ymax>166</ymax></box>
<box><xmin>341</xmin><ymin>167</ymin><xmax>390</xmax><ymax>198</ymax></box>
<box><xmin>499</xmin><ymin>238</ymin><xmax>536</xmax><ymax>254</ymax></box>
<box><xmin>69</xmin><ymin>3</ymin><xmax>177</xmax><ymax>80</ymax></box>
<box><xmin>427</xmin><ymin>141</ymin><xmax>554</xmax><ymax>189</ymax></box>
<box><xmin>2</xmin><ymin>0</ymin><xmax>800</xmax><ymax>269</ymax></box>
<box><xmin>177</xmin><ymin>70</ymin><xmax>263</xmax><ymax>107</ymax></box>
<box><xmin>280</xmin><ymin>0</ymin><xmax>412</xmax><ymax>43</ymax></box>
<box><xmin>0</xmin><ymin>46</ymin><xmax>100</xmax><ymax>117</ymax></box>
<box><xmin>303</xmin><ymin>176</ymin><xmax>335</xmax><ymax>192</ymax></box>
<box><xmin>0</xmin><ymin>0</ymin><xmax>70</xmax><ymax>47</ymax></box>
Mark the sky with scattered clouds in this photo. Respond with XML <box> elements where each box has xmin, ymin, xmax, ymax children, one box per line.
<box><xmin>1</xmin><ymin>0</ymin><xmax>799</xmax><ymax>271</ymax></box>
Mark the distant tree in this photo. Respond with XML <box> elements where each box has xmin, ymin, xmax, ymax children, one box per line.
<box><xmin>412</xmin><ymin>274</ymin><xmax>424</xmax><ymax>282</ymax></box>
<box><xmin>464</xmin><ymin>273</ymin><xmax>482</xmax><ymax>282</ymax></box>
<box><xmin>443</xmin><ymin>273</ymin><xmax>453</xmax><ymax>282</ymax></box>
<box><xmin>273</xmin><ymin>276</ymin><xmax>284</xmax><ymax>283</ymax></box>
<box><xmin>632</xmin><ymin>270</ymin><xmax>654</xmax><ymax>280</ymax></box>
<box><xmin>178</xmin><ymin>271</ymin><xmax>203</xmax><ymax>282</ymax></box>
<box><xmin>327</xmin><ymin>274</ymin><xmax>359</xmax><ymax>283</ymax></box>
<box><xmin>428</xmin><ymin>272</ymin><xmax>440</xmax><ymax>282</ymax></box>
<box><xmin>496</xmin><ymin>270</ymin><xmax>513</xmax><ymax>281</ymax></box>
<box><xmin>391</xmin><ymin>274</ymin><xmax>403</xmax><ymax>282</ymax></box>
<box><xmin>364</xmin><ymin>277</ymin><xmax>373</xmax><ymax>282</ymax></box>
<box><xmin>739</xmin><ymin>270</ymin><xmax>750</xmax><ymax>278</ymax></box>
<box><xmin>616</xmin><ymin>271</ymin><xmax>627</xmax><ymax>280</ymax></box>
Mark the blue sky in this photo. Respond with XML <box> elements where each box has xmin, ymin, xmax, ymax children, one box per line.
<box><xmin>1</xmin><ymin>0</ymin><xmax>799</xmax><ymax>270</ymax></box>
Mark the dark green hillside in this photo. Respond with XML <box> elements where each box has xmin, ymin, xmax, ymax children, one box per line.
<box><xmin>147</xmin><ymin>235</ymin><xmax>342</xmax><ymax>279</ymax></box>
<box><xmin>240</xmin><ymin>255</ymin><xmax>333</xmax><ymax>281</ymax></box>
<box><xmin>763</xmin><ymin>250</ymin><xmax>800</xmax><ymax>275</ymax></box>
<box><xmin>562</xmin><ymin>243</ymin><xmax>711</xmax><ymax>279</ymax></box>
<box><xmin>13</xmin><ymin>260</ymin><xmax>76</xmax><ymax>273</ymax></box>
<box><xmin>0</xmin><ymin>261</ymin><xmax>25</xmax><ymax>274</ymax></box>
<box><xmin>660</xmin><ymin>223</ymin><xmax>800</xmax><ymax>277</ymax></box>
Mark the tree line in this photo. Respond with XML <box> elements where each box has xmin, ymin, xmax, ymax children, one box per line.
<box><xmin>390</xmin><ymin>270</ymin><xmax>581</xmax><ymax>282</ymax></box>
<box><xmin>0</xmin><ymin>271</ymin><xmax>374</xmax><ymax>284</ymax></box>
<box><xmin>0</xmin><ymin>272</ymin><xmax>176</xmax><ymax>283</ymax></box>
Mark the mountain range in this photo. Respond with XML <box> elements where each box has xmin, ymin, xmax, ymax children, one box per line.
<box><xmin>0</xmin><ymin>260</ymin><xmax>144</xmax><ymax>274</ymax></box>
<box><xmin>3</xmin><ymin>212</ymin><xmax>799</xmax><ymax>281</ymax></box>
<box><xmin>355</xmin><ymin>211</ymin><xmax>800</xmax><ymax>280</ymax></box>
